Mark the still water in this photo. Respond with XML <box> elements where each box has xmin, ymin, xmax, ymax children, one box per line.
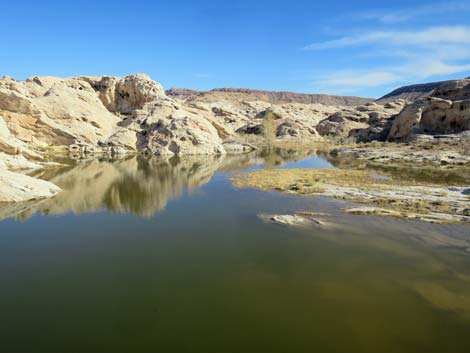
<box><xmin>1</xmin><ymin>149</ymin><xmax>470</xmax><ymax>353</ymax></box>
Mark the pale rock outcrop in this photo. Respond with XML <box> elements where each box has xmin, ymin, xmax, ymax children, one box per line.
<box><xmin>420</xmin><ymin>98</ymin><xmax>470</xmax><ymax>134</ymax></box>
<box><xmin>0</xmin><ymin>152</ymin><xmax>42</xmax><ymax>170</ymax></box>
<box><xmin>352</xmin><ymin>100</ymin><xmax>407</xmax><ymax>142</ymax></box>
<box><xmin>388</xmin><ymin>100</ymin><xmax>430</xmax><ymax>141</ymax></box>
<box><xmin>388</xmin><ymin>94</ymin><xmax>470</xmax><ymax>141</ymax></box>
<box><xmin>0</xmin><ymin>117</ymin><xmax>42</xmax><ymax>161</ymax></box>
<box><xmin>105</xmin><ymin>128</ymin><xmax>139</xmax><ymax>154</ymax></box>
<box><xmin>80</xmin><ymin>76</ymin><xmax>225</xmax><ymax>156</ymax></box>
<box><xmin>316</xmin><ymin>101</ymin><xmax>405</xmax><ymax>140</ymax></box>
<box><xmin>0</xmin><ymin>169</ymin><xmax>61</xmax><ymax>202</ymax></box>
<box><xmin>2</xmin><ymin>72</ymin><xmax>470</xmax><ymax>205</ymax></box>
<box><xmin>137</xmin><ymin>113</ymin><xmax>225</xmax><ymax>156</ymax></box>
<box><xmin>0</xmin><ymin>74</ymin><xmax>229</xmax><ymax>202</ymax></box>
<box><xmin>254</xmin><ymin>105</ymin><xmax>324</xmax><ymax>140</ymax></box>
<box><xmin>330</xmin><ymin>133</ymin><xmax>470</xmax><ymax>166</ymax></box>
<box><xmin>0</xmin><ymin>73</ymin><xmax>414</xmax><ymax>162</ymax></box>
<box><xmin>196</xmin><ymin>101</ymin><xmax>256</xmax><ymax>137</ymax></box>
<box><xmin>0</xmin><ymin>75</ymin><xmax>121</xmax><ymax>147</ymax></box>
<box><xmin>316</xmin><ymin>110</ymin><xmax>369</xmax><ymax>138</ymax></box>
<box><xmin>377</xmin><ymin>77</ymin><xmax>470</xmax><ymax>103</ymax></box>
<box><xmin>0</xmin><ymin>115</ymin><xmax>20</xmax><ymax>154</ymax></box>
<box><xmin>82</xmin><ymin>74</ymin><xmax>165</xmax><ymax>114</ymax></box>
<box><xmin>101</xmin><ymin>93</ymin><xmax>227</xmax><ymax>156</ymax></box>
<box><xmin>203</xmin><ymin>99</ymin><xmax>335</xmax><ymax>141</ymax></box>
<box><xmin>0</xmin><ymin>74</ymin><xmax>226</xmax><ymax>158</ymax></box>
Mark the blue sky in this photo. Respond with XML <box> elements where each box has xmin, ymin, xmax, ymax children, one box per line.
<box><xmin>1</xmin><ymin>0</ymin><xmax>470</xmax><ymax>98</ymax></box>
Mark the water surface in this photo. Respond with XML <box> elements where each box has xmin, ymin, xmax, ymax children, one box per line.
<box><xmin>1</xmin><ymin>149</ymin><xmax>470</xmax><ymax>353</ymax></box>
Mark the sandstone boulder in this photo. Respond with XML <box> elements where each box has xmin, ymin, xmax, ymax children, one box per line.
<box><xmin>0</xmin><ymin>76</ymin><xmax>121</xmax><ymax>148</ymax></box>
<box><xmin>134</xmin><ymin>98</ymin><xmax>225</xmax><ymax>156</ymax></box>
<box><xmin>0</xmin><ymin>169</ymin><xmax>61</xmax><ymax>202</ymax></box>
<box><xmin>0</xmin><ymin>152</ymin><xmax>43</xmax><ymax>170</ymax></box>
<box><xmin>420</xmin><ymin>99</ymin><xmax>470</xmax><ymax>134</ymax></box>
<box><xmin>0</xmin><ymin>115</ymin><xmax>20</xmax><ymax>154</ymax></box>
<box><xmin>0</xmin><ymin>74</ymin><xmax>227</xmax><ymax>157</ymax></box>
<box><xmin>82</xmin><ymin>74</ymin><xmax>165</xmax><ymax>114</ymax></box>
<box><xmin>316</xmin><ymin>110</ymin><xmax>369</xmax><ymax>138</ymax></box>
<box><xmin>388</xmin><ymin>94</ymin><xmax>470</xmax><ymax>141</ymax></box>
<box><xmin>387</xmin><ymin>100</ymin><xmax>430</xmax><ymax>141</ymax></box>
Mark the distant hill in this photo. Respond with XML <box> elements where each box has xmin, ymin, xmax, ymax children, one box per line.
<box><xmin>377</xmin><ymin>78</ymin><xmax>470</xmax><ymax>103</ymax></box>
<box><xmin>166</xmin><ymin>88</ymin><xmax>201</xmax><ymax>100</ymax></box>
<box><xmin>166</xmin><ymin>87</ymin><xmax>373</xmax><ymax>106</ymax></box>
<box><xmin>168</xmin><ymin>77</ymin><xmax>470</xmax><ymax>106</ymax></box>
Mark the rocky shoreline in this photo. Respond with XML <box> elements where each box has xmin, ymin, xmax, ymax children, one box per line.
<box><xmin>232</xmin><ymin>168</ymin><xmax>470</xmax><ymax>224</ymax></box>
<box><xmin>1</xmin><ymin>73</ymin><xmax>469</xmax><ymax>206</ymax></box>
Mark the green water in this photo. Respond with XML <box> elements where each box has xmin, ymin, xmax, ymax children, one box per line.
<box><xmin>1</xmin><ymin>150</ymin><xmax>470</xmax><ymax>353</ymax></box>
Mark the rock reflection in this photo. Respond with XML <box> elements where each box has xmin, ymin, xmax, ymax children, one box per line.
<box><xmin>324</xmin><ymin>152</ymin><xmax>470</xmax><ymax>185</ymax></box>
<box><xmin>0</xmin><ymin>155</ymin><xmax>224</xmax><ymax>219</ymax></box>
<box><xmin>0</xmin><ymin>148</ymin><xmax>322</xmax><ymax>220</ymax></box>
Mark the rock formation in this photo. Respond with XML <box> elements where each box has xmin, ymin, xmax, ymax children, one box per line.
<box><xmin>388</xmin><ymin>79</ymin><xmax>470</xmax><ymax>141</ymax></box>
<box><xmin>1</xmin><ymin>72</ymin><xmax>470</xmax><ymax>202</ymax></box>
<box><xmin>377</xmin><ymin>77</ymin><xmax>470</xmax><ymax>103</ymax></box>
<box><xmin>0</xmin><ymin>74</ymin><xmax>225</xmax><ymax>158</ymax></box>
<box><xmin>0</xmin><ymin>169</ymin><xmax>61</xmax><ymax>202</ymax></box>
<box><xmin>315</xmin><ymin>101</ymin><xmax>406</xmax><ymax>141</ymax></box>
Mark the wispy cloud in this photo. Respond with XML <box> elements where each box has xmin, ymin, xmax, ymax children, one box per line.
<box><xmin>358</xmin><ymin>44</ymin><xmax>470</xmax><ymax>62</ymax></box>
<box><xmin>357</xmin><ymin>2</ymin><xmax>470</xmax><ymax>24</ymax></box>
<box><xmin>305</xmin><ymin>25</ymin><xmax>470</xmax><ymax>93</ymax></box>
<box><xmin>304</xmin><ymin>26</ymin><xmax>470</xmax><ymax>50</ymax></box>
<box><xmin>313</xmin><ymin>71</ymin><xmax>402</xmax><ymax>89</ymax></box>
<box><xmin>396</xmin><ymin>60</ymin><xmax>470</xmax><ymax>78</ymax></box>
<box><xmin>314</xmin><ymin>60</ymin><xmax>470</xmax><ymax>92</ymax></box>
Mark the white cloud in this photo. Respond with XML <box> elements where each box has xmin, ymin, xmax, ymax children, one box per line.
<box><xmin>396</xmin><ymin>60</ymin><xmax>470</xmax><ymax>78</ymax></box>
<box><xmin>304</xmin><ymin>26</ymin><xmax>470</xmax><ymax>50</ymax></box>
<box><xmin>312</xmin><ymin>59</ymin><xmax>470</xmax><ymax>93</ymax></box>
<box><xmin>359</xmin><ymin>2</ymin><xmax>470</xmax><ymax>24</ymax></box>
<box><xmin>305</xmin><ymin>25</ymin><xmax>470</xmax><ymax>94</ymax></box>
<box><xmin>314</xmin><ymin>71</ymin><xmax>402</xmax><ymax>88</ymax></box>
<box><xmin>359</xmin><ymin>44</ymin><xmax>470</xmax><ymax>62</ymax></box>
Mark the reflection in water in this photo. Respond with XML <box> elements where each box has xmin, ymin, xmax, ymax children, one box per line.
<box><xmin>324</xmin><ymin>153</ymin><xmax>470</xmax><ymax>185</ymax></box>
<box><xmin>43</xmin><ymin>155</ymin><xmax>224</xmax><ymax>217</ymax></box>
<box><xmin>1</xmin><ymin>149</ymin><xmax>470</xmax><ymax>353</ymax></box>
<box><xmin>1</xmin><ymin>155</ymin><xmax>223</xmax><ymax>219</ymax></box>
<box><xmin>0</xmin><ymin>148</ymin><xmax>322</xmax><ymax>220</ymax></box>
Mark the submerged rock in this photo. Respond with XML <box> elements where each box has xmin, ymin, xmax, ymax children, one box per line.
<box><xmin>259</xmin><ymin>213</ymin><xmax>324</xmax><ymax>227</ymax></box>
